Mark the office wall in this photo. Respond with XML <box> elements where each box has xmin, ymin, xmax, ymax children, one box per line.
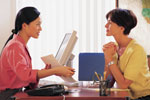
<box><xmin>119</xmin><ymin>0</ymin><xmax>150</xmax><ymax>55</ymax></box>
<box><xmin>0</xmin><ymin>0</ymin><xmax>149</xmax><ymax>55</ymax></box>
<box><xmin>0</xmin><ymin>0</ymin><xmax>16</xmax><ymax>52</ymax></box>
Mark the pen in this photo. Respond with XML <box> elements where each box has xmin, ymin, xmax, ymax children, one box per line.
<box><xmin>103</xmin><ymin>71</ymin><xmax>107</xmax><ymax>80</ymax></box>
<box><xmin>95</xmin><ymin>72</ymin><xmax>101</xmax><ymax>81</ymax></box>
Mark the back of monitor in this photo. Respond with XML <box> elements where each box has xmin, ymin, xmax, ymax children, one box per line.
<box><xmin>79</xmin><ymin>53</ymin><xmax>105</xmax><ymax>81</ymax></box>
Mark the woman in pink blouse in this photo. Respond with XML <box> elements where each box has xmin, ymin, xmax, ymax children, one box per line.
<box><xmin>0</xmin><ymin>7</ymin><xmax>75</xmax><ymax>100</ymax></box>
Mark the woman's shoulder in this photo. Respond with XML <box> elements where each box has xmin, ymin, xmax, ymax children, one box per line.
<box><xmin>6</xmin><ymin>38</ymin><xmax>24</xmax><ymax>51</ymax></box>
<box><xmin>129</xmin><ymin>40</ymin><xmax>146</xmax><ymax>53</ymax></box>
<box><xmin>131</xmin><ymin>40</ymin><xmax>144</xmax><ymax>49</ymax></box>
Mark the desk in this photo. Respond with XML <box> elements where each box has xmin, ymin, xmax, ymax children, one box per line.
<box><xmin>15</xmin><ymin>87</ymin><xmax>130</xmax><ymax>100</ymax></box>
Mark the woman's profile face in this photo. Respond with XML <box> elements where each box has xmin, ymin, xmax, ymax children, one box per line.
<box><xmin>105</xmin><ymin>17</ymin><xmax>123</xmax><ymax>37</ymax></box>
<box><xmin>25</xmin><ymin>17</ymin><xmax>42</xmax><ymax>39</ymax></box>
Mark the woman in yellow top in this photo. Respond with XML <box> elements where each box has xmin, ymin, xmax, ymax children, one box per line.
<box><xmin>103</xmin><ymin>8</ymin><xmax>150</xmax><ymax>100</ymax></box>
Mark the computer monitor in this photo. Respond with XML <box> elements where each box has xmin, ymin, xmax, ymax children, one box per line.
<box><xmin>55</xmin><ymin>30</ymin><xmax>78</xmax><ymax>66</ymax></box>
<box><xmin>41</xmin><ymin>31</ymin><xmax>77</xmax><ymax>82</ymax></box>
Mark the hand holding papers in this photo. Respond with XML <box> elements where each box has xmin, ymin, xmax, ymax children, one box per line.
<box><xmin>41</xmin><ymin>54</ymin><xmax>77</xmax><ymax>83</ymax></box>
<box><xmin>41</xmin><ymin>54</ymin><xmax>61</xmax><ymax>68</ymax></box>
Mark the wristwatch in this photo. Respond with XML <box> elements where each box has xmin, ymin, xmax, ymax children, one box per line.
<box><xmin>108</xmin><ymin>61</ymin><xmax>115</xmax><ymax>67</ymax></box>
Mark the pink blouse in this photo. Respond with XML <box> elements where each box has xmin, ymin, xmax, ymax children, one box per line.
<box><xmin>0</xmin><ymin>34</ymin><xmax>38</xmax><ymax>90</ymax></box>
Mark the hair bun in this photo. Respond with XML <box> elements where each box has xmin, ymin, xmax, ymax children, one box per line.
<box><xmin>12</xmin><ymin>29</ymin><xmax>16</xmax><ymax>34</ymax></box>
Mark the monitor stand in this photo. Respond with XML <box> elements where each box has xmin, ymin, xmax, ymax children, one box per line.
<box><xmin>61</xmin><ymin>53</ymin><xmax>78</xmax><ymax>83</ymax></box>
<box><xmin>66</xmin><ymin>54</ymin><xmax>75</xmax><ymax>67</ymax></box>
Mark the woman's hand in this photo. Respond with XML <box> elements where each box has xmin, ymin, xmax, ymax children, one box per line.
<box><xmin>38</xmin><ymin>66</ymin><xmax>75</xmax><ymax>79</ymax></box>
<box><xmin>45</xmin><ymin>64</ymin><xmax>51</xmax><ymax>69</ymax></box>
<box><xmin>103</xmin><ymin>42</ymin><xmax>117</xmax><ymax>63</ymax></box>
<box><xmin>53</xmin><ymin>66</ymin><xmax>75</xmax><ymax>77</ymax></box>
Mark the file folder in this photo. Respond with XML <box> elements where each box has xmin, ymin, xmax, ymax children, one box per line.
<box><xmin>79</xmin><ymin>53</ymin><xmax>105</xmax><ymax>81</ymax></box>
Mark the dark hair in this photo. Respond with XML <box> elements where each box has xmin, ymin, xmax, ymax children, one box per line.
<box><xmin>106</xmin><ymin>8</ymin><xmax>137</xmax><ymax>35</ymax></box>
<box><xmin>3</xmin><ymin>7</ymin><xmax>40</xmax><ymax>48</ymax></box>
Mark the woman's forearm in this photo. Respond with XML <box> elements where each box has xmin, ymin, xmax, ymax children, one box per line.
<box><xmin>37</xmin><ymin>68</ymin><xmax>56</xmax><ymax>79</ymax></box>
<box><xmin>109</xmin><ymin>64</ymin><xmax>132</xmax><ymax>89</ymax></box>
<box><xmin>109</xmin><ymin>76</ymin><xmax>115</xmax><ymax>88</ymax></box>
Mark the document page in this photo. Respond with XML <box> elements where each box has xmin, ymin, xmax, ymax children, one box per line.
<box><xmin>41</xmin><ymin>54</ymin><xmax>77</xmax><ymax>82</ymax></box>
<box><xmin>41</xmin><ymin>54</ymin><xmax>60</xmax><ymax>68</ymax></box>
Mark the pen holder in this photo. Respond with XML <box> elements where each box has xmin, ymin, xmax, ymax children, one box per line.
<box><xmin>99</xmin><ymin>80</ymin><xmax>110</xmax><ymax>96</ymax></box>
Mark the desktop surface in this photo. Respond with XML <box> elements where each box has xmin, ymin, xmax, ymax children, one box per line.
<box><xmin>15</xmin><ymin>86</ymin><xmax>130</xmax><ymax>100</ymax></box>
<box><xmin>15</xmin><ymin>81</ymin><xmax>130</xmax><ymax>100</ymax></box>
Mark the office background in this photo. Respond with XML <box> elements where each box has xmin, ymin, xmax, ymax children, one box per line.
<box><xmin>0</xmin><ymin>0</ymin><xmax>150</xmax><ymax>82</ymax></box>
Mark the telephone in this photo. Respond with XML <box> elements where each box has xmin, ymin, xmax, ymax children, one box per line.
<box><xmin>26</xmin><ymin>84</ymin><xmax>65</xmax><ymax>96</ymax></box>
